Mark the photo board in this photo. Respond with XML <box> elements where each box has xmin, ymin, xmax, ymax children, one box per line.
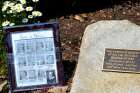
<box><xmin>4</xmin><ymin>22</ymin><xmax>64</xmax><ymax>92</ymax></box>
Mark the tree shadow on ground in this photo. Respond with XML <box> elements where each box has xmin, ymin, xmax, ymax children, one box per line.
<box><xmin>39</xmin><ymin>0</ymin><xmax>139</xmax><ymax>20</ymax></box>
<box><xmin>62</xmin><ymin>60</ymin><xmax>77</xmax><ymax>84</ymax></box>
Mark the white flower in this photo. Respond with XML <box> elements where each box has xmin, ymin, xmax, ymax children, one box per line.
<box><xmin>28</xmin><ymin>15</ymin><xmax>33</xmax><ymax>19</ymax></box>
<box><xmin>14</xmin><ymin>4</ymin><xmax>25</xmax><ymax>12</ymax></box>
<box><xmin>2</xmin><ymin>21</ymin><xmax>10</xmax><ymax>26</ymax></box>
<box><xmin>3</xmin><ymin>1</ymin><xmax>11</xmax><ymax>6</ymax></box>
<box><xmin>9</xmin><ymin>23</ymin><xmax>15</xmax><ymax>26</ymax></box>
<box><xmin>1</xmin><ymin>0</ymin><xmax>43</xmax><ymax>26</ymax></box>
<box><xmin>19</xmin><ymin>0</ymin><xmax>26</xmax><ymax>4</ymax></box>
<box><xmin>9</xmin><ymin>2</ymin><xmax>15</xmax><ymax>6</ymax></box>
<box><xmin>3</xmin><ymin>15</ymin><xmax>6</xmax><ymax>17</ymax></box>
<box><xmin>26</xmin><ymin>6</ymin><xmax>33</xmax><ymax>11</ymax></box>
<box><xmin>32</xmin><ymin>0</ymin><xmax>39</xmax><ymax>2</ymax></box>
<box><xmin>2</xmin><ymin>1</ymin><xmax>10</xmax><ymax>11</ymax></box>
<box><xmin>2</xmin><ymin>6</ymin><xmax>8</xmax><ymax>11</ymax></box>
<box><xmin>2</xmin><ymin>1</ymin><xmax>15</xmax><ymax>11</ymax></box>
<box><xmin>32</xmin><ymin>11</ymin><xmax>42</xmax><ymax>17</ymax></box>
<box><xmin>22</xmin><ymin>18</ymin><xmax>28</xmax><ymax>23</ymax></box>
<box><xmin>10</xmin><ymin>5</ymin><xmax>16</xmax><ymax>11</ymax></box>
<box><xmin>7</xmin><ymin>10</ymin><xmax>13</xmax><ymax>14</ymax></box>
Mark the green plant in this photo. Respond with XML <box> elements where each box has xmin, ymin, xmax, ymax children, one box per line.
<box><xmin>1</xmin><ymin>0</ymin><xmax>42</xmax><ymax>27</ymax></box>
<box><xmin>0</xmin><ymin>0</ymin><xmax>42</xmax><ymax>79</ymax></box>
<box><xmin>0</xmin><ymin>31</ymin><xmax>7</xmax><ymax>78</ymax></box>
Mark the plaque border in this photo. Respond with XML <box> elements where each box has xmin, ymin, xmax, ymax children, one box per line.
<box><xmin>4</xmin><ymin>22</ymin><xmax>64</xmax><ymax>92</ymax></box>
<box><xmin>102</xmin><ymin>48</ymin><xmax>140</xmax><ymax>74</ymax></box>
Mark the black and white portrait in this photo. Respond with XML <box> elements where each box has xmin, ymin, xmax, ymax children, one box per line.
<box><xmin>45</xmin><ymin>38</ymin><xmax>53</xmax><ymax>51</ymax></box>
<box><xmin>46</xmin><ymin>70</ymin><xmax>56</xmax><ymax>84</ymax></box>
<box><xmin>36</xmin><ymin>39</ymin><xmax>45</xmax><ymax>53</ymax></box>
<box><xmin>38</xmin><ymin>69</ymin><xmax>46</xmax><ymax>80</ymax></box>
<box><xmin>46</xmin><ymin>55</ymin><xmax>54</xmax><ymax>64</ymax></box>
<box><xmin>27</xmin><ymin>55</ymin><xmax>35</xmax><ymax>66</ymax></box>
<box><xmin>26</xmin><ymin>40</ymin><xmax>35</xmax><ymax>53</ymax></box>
<box><xmin>18</xmin><ymin>56</ymin><xmax>27</xmax><ymax>67</ymax></box>
<box><xmin>28</xmin><ymin>70</ymin><xmax>36</xmax><ymax>80</ymax></box>
<box><xmin>19</xmin><ymin>70</ymin><xmax>28</xmax><ymax>81</ymax></box>
<box><xmin>16</xmin><ymin>41</ymin><xmax>25</xmax><ymax>54</ymax></box>
<box><xmin>37</xmin><ymin>55</ymin><xmax>46</xmax><ymax>65</ymax></box>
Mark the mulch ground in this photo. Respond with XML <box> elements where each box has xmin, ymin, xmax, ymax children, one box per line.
<box><xmin>58</xmin><ymin>1</ymin><xmax>140</xmax><ymax>92</ymax></box>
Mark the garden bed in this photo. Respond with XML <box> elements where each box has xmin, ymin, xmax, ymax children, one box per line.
<box><xmin>1</xmin><ymin>0</ymin><xmax>140</xmax><ymax>93</ymax></box>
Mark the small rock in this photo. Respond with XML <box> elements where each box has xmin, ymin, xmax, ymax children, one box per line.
<box><xmin>123</xmin><ymin>11</ymin><xmax>126</xmax><ymax>15</ymax></box>
<box><xmin>137</xmin><ymin>12</ymin><xmax>140</xmax><ymax>16</ymax></box>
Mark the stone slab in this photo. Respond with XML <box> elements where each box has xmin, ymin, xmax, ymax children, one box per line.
<box><xmin>70</xmin><ymin>20</ymin><xmax>140</xmax><ymax>93</ymax></box>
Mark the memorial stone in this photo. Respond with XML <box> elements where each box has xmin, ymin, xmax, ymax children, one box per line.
<box><xmin>70</xmin><ymin>20</ymin><xmax>140</xmax><ymax>93</ymax></box>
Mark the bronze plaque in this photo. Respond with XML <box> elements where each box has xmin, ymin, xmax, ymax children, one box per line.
<box><xmin>103</xmin><ymin>49</ymin><xmax>140</xmax><ymax>73</ymax></box>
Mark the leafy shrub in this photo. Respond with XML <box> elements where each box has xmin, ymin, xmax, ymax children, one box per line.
<box><xmin>0</xmin><ymin>0</ymin><xmax>42</xmax><ymax>79</ymax></box>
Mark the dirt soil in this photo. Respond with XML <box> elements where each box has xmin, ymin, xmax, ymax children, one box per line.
<box><xmin>26</xmin><ymin>1</ymin><xmax>140</xmax><ymax>93</ymax></box>
<box><xmin>58</xmin><ymin>1</ymin><xmax>140</xmax><ymax>93</ymax></box>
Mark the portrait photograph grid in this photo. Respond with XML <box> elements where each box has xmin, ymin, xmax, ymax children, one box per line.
<box><xmin>14</xmin><ymin>35</ymin><xmax>58</xmax><ymax>86</ymax></box>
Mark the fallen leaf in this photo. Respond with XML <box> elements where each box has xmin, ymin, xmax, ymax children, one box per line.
<box><xmin>74</xmin><ymin>15</ymin><xmax>84</xmax><ymax>22</ymax></box>
<box><xmin>48</xmin><ymin>86</ymin><xmax>68</xmax><ymax>93</ymax></box>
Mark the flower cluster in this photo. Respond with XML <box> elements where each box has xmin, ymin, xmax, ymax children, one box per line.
<box><xmin>1</xmin><ymin>0</ymin><xmax>42</xmax><ymax>27</ymax></box>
